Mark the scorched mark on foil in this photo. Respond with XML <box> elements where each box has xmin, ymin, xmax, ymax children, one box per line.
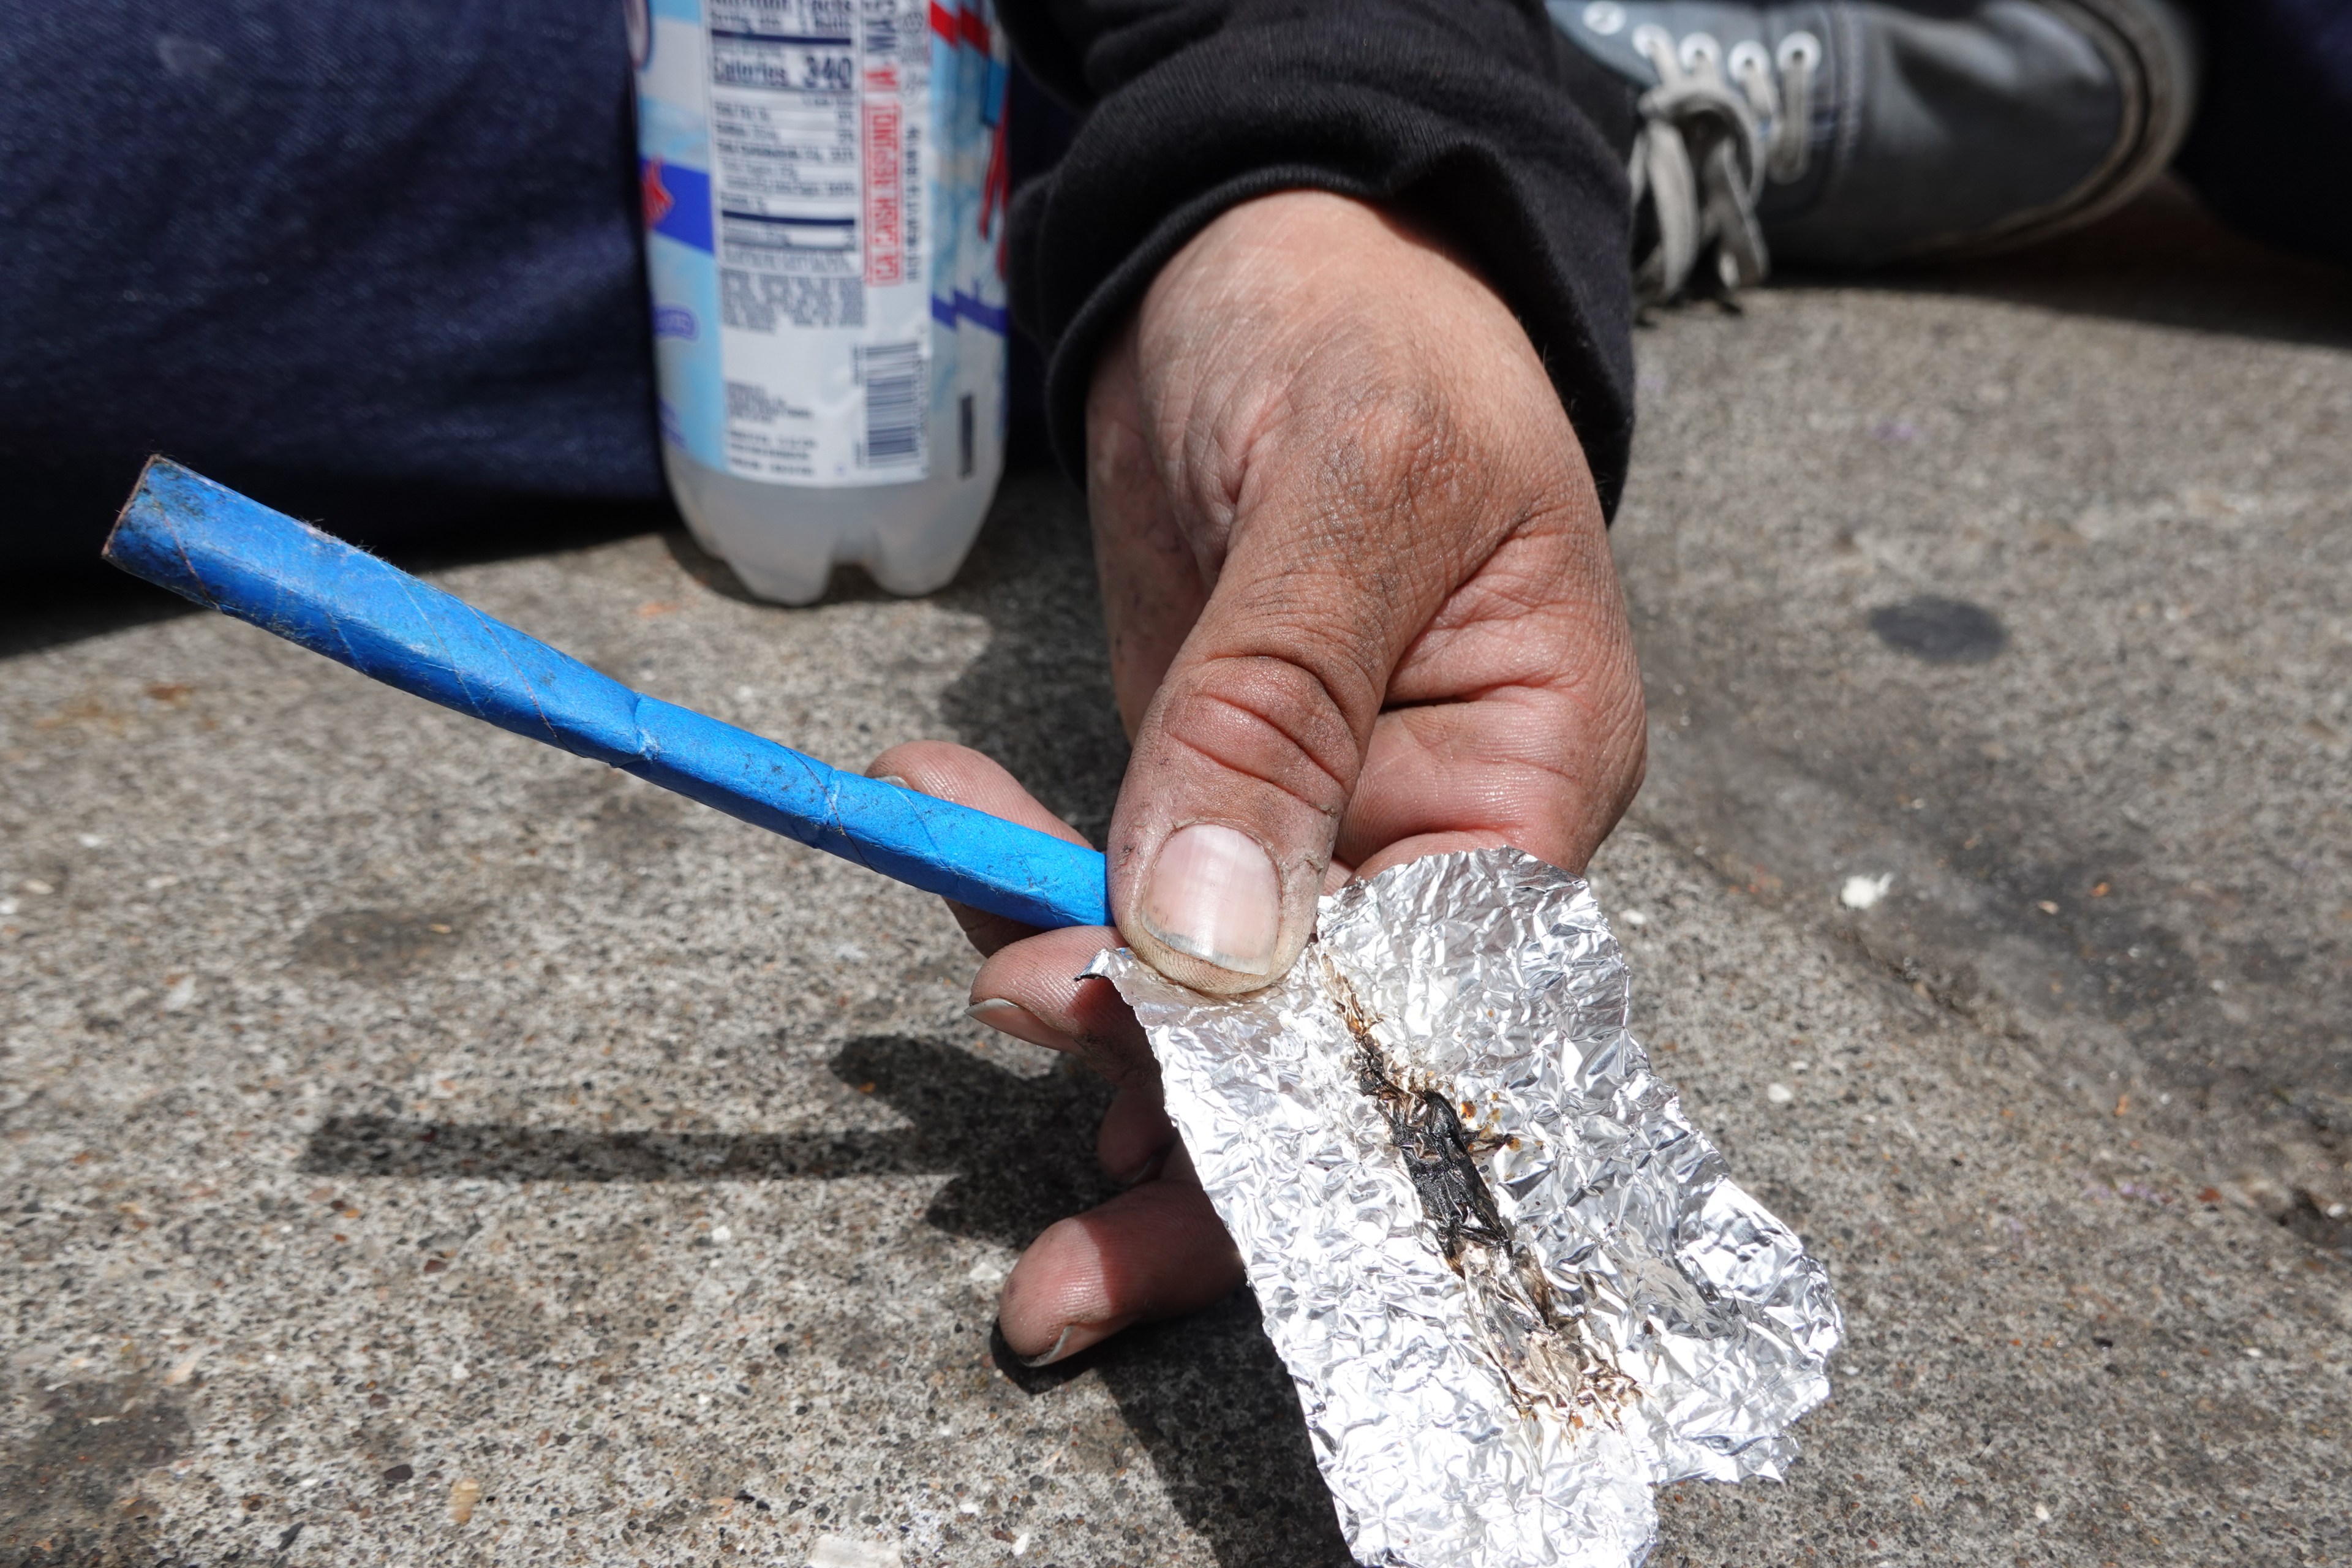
<box><xmin>1321</xmin><ymin>952</ymin><xmax>1640</xmax><ymax>1428</ymax></box>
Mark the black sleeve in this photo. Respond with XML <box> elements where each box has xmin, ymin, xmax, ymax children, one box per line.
<box><xmin>996</xmin><ymin>0</ymin><xmax>1641</xmax><ymax>516</ymax></box>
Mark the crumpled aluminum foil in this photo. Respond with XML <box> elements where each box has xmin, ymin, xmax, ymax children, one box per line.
<box><xmin>1085</xmin><ymin>848</ymin><xmax>1841</xmax><ymax>1568</ymax></box>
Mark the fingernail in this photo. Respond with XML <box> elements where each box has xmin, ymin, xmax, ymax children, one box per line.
<box><xmin>1139</xmin><ymin>823</ymin><xmax>1281</xmax><ymax>976</ymax></box>
<box><xmin>1020</xmin><ymin>1325</ymin><xmax>1076</xmax><ymax>1368</ymax></box>
<box><xmin>963</xmin><ymin>998</ymin><xmax>1069</xmax><ymax>1050</ymax></box>
<box><xmin>875</xmin><ymin>773</ymin><xmax>911</xmax><ymax>788</ymax></box>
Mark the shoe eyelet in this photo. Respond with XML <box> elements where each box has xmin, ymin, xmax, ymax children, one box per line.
<box><xmin>1727</xmin><ymin>40</ymin><xmax>1771</xmax><ymax>80</ymax></box>
<box><xmin>1777</xmin><ymin>31</ymin><xmax>1822</xmax><ymax>70</ymax></box>
<box><xmin>1581</xmin><ymin>1</ymin><xmax>1627</xmax><ymax>37</ymax></box>
<box><xmin>1678</xmin><ymin>32</ymin><xmax>1723</xmax><ymax>73</ymax></box>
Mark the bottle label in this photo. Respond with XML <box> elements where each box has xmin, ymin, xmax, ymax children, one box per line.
<box><xmin>636</xmin><ymin>0</ymin><xmax>952</xmax><ymax>486</ymax></box>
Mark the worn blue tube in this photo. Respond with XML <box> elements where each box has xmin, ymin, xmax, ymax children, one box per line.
<box><xmin>103</xmin><ymin>459</ymin><xmax>1112</xmax><ymax>931</ymax></box>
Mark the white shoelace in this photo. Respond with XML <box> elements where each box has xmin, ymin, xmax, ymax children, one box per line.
<box><xmin>1627</xmin><ymin>24</ymin><xmax>1820</xmax><ymax>304</ymax></box>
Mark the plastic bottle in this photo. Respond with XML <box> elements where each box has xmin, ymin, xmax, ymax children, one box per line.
<box><xmin>627</xmin><ymin>0</ymin><xmax>1009</xmax><ymax>605</ymax></box>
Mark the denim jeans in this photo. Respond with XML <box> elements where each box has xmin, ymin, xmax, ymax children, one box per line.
<box><xmin>3</xmin><ymin>3</ymin><xmax>656</xmax><ymax>562</ymax></box>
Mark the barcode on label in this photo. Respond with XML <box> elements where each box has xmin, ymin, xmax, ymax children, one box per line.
<box><xmin>856</xmin><ymin>341</ymin><xmax>925</xmax><ymax>467</ymax></box>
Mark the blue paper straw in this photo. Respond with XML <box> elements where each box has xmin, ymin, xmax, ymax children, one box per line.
<box><xmin>103</xmin><ymin>459</ymin><xmax>1112</xmax><ymax>931</ymax></box>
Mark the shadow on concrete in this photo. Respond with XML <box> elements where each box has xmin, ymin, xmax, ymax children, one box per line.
<box><xmin>996</xmin><ymin>1304</ymin><xmax>1352</xmax><ymax>1567</ymax></box>
<box><xmin>1781</xmin><ymin>177</ymin><xmax>2352</xmax><ymax>349</ymax></box>
<box><xmin>0</xmin><ymin>575</ymin><xmax>198</xmax><ymax>663</ymax></box>
<box><xmin>0</xmin><ymin>1373</ymin><xmax>193</xmax><ymax>1564</ymax></box>
<box><xmin>300</xmin><ymin>1031</ymin><xmax>1345</xmax><ymax>1566</ymax></box>
<box><xmin>300</xmin><ymin>1037</ymin><xmax>1111</xmax><ymax>1246</ymax></box>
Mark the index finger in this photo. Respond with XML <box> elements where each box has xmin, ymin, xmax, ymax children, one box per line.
<box><xmin>868</xmin><ymin>740</ymin><xmax>1098</xmax><ymax>955</ymax></box>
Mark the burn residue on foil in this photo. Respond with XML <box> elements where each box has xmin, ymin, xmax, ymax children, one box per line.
<box><xmin>1090</xmin><ymin>848</ymin><xmax>1843</xmax><ymax>1568</ymax></box>
<box><xmin>1324</xmin><ymin>952</ymin><xmax>1639</xmax><ymax>1428</ymax></box>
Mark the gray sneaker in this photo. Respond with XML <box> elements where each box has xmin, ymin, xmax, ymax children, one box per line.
<box><xmin>1550</xmin><ymin>0</ymin><xmax>2201</xmax><ymax>302</ymax></box>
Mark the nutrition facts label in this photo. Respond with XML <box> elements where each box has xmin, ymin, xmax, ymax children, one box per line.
<box><xmin>703</xmin><ymin>0</ymin><xmax>930</xmax><ymax>481</ymax></box>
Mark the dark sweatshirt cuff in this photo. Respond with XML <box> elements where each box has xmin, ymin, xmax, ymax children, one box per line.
<box><xmin>1005</xmin><ymin>0</ymin><xmax>1638</xmax><ymax>516</ymax></box>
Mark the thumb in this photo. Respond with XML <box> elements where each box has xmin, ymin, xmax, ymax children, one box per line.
<box><xmin>1106</xmin><ymin>506</ymin><xmax>1425</xmax><ymax>996</ymax></box>
<box><xmin>1092</xmin><ymin>193</ymin><xmax>1553</xmax><ymax>994</ymax></box>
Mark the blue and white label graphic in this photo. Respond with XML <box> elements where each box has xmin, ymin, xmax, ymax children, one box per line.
<box><xmin>639</xmin><ymin>0</ymin><xmax>968</xmax><ymax>486</ymax></box>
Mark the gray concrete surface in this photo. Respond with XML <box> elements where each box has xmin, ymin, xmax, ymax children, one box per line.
<box><xmin>4</xmin><ymin>185</ymin><xmax>2348</xmax><ymax>1567</ymax></box>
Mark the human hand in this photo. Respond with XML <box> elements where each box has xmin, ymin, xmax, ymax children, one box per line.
<box><xmin>875</xmin><ymin>189</ymin><xmax>1646</xmax><ymax>1364</ymax></box>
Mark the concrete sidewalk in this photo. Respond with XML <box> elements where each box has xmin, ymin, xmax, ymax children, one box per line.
<box><xmin>3</xmin><ymin>186</ymin><xmax>2347</xmax><ymax>1566</ymax></box>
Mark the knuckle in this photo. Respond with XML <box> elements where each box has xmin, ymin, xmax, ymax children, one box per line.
<box><xmin>1156</xmin><ymin>653</ymin><xmax>1362</xmax><ymax>819</ymax></box>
